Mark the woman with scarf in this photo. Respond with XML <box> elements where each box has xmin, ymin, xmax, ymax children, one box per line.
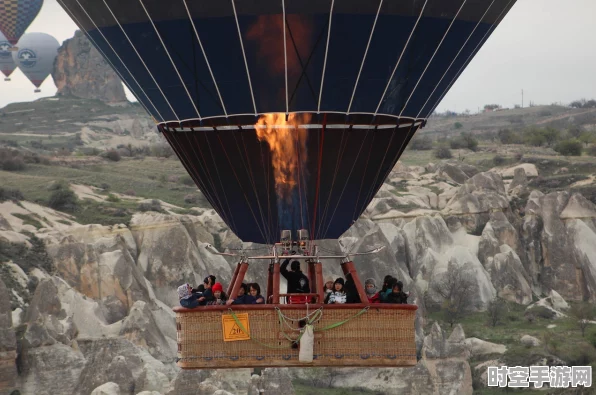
<box><xmin>364</xmin><ymin>278</ymin><xmax>381</xmax><ymax>303</ymax></box>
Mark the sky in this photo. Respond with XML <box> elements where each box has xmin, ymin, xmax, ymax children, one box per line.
<box><xmin>0</xmin><ymin>0</ymin><xmax>595</xmax><ymax>112</ymax></box>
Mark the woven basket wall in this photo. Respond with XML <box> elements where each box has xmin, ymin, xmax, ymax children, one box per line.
<box><xmin>176</xmin><ymin>305</ymin><xmax>417</xmax><ymax>368</ymax></box>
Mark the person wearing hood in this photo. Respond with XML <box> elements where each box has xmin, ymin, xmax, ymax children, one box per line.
<box><xmin>380</xmin><ymin>276</ymin><xmax>397</xmax><ymax>302</ymax></box>
<box><xmin>324</xmin><ymin>278</ymin><xmax>347</xmax><ymax>304</ymax></box>
<box><xmin>205</xmin><ymin>282</ymin><xmax>228</xmax><ymax>305</ymax></box>
<box><xmin>178</xmin><ymin>283</ymin><xmax>201</xmax><ymax>308</ymax></box>
<box><xmin>384</xmin><ymin>281</ymin><xmax>408</xmax><ymax>304</ymax></box>
<box><xmin>324</xmin><ymin>277</ymin><xmax>334</xmax><ymax>295</ymax></box>
<box><xmin>364</xmin><ymin>278</ymin><xmax>380</xmax><ymax>303</ymax></box>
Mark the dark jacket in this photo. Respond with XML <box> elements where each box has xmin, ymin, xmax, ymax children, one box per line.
<box><xmin>232</xmin><ymin>294</ymin><xmax>256</xmax><ymax>305</ymax></box>
<box><xmin>205</xmin><ymin>291</ymin><xmax>228</xmax><ymax>305</ymax></box>
<box><xmin>384</xmin><ymin>291</ymin><xmax>408</xmax><ymax>304</ymax></box>
<box><xmin>344</xmin><ymin>274</ymin><xmax>360</xmax><ymax>304</ymax></box>
<box><xmin>280</xmin><ymin>259</ymin><xmax>310</xmax><ymax>294</ymax></box>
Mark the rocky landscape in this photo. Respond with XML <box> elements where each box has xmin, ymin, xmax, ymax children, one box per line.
<box><xmin>2</xmin><ymin>155</ymin><xmax>596</xmax><ymax>394</ymax></box>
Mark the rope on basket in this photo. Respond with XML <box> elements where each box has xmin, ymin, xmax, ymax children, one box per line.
<box><xmin>314</xmin><ymin>306</ymin><xmax>370</xmax><ymax>332</ymax></box>
<box><xmin>226</xmin><ymin>306</ymin><xmax>370</xmax><ymax>349</ymax></box>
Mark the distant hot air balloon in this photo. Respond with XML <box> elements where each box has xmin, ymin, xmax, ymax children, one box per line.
<box><xmin>0</xmin><ymin>31</ymin><xmax>16</xmax><ymax>81</ymax></box>
<box><xmin>0</xmin><ymin>0</ymin><xmax>44</xmax><ymax>45</ymax></box>
<box><xmin>12</xmin><ymin>32</ymin><xmax>58</xmax><ymax>92</ymax></box>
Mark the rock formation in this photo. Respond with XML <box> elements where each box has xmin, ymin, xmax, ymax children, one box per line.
<box><xmin>0</xmin><ymin>278</ymin><xmax>17</xmax><ymax>395</ymax></box>
<box><xmin>4</xmin><ymin>156</ymin><xmax>596</xmax><ymax>394</ymax></box>
<box><xmin>52</xmin><ymin>30</ymin><xmax>127</xmax><ymax>103</ymax></box>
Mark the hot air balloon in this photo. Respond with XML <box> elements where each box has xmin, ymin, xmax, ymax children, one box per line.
<box><xmin>56</xmin><ymin>0</ymin><xmax>518</xmax><ymax>369</ymax></box>
<box><xmin>0</xmin><ymin>31</ymin><xmax>16</xmax><ymax>81</ymax></box>
<box><xmin>0</xmin><ymin>0</ymin><xmax>44</xmax><ymax>45</ymax></box>
<box><xmin>12</xmin><ymin>32</ymin><xmax>58</xmax><ymax>92</ymax></box>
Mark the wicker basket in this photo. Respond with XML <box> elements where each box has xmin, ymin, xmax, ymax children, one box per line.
<box><xmin>174</xmin><ymin>303</ymin><xmax>417</xmax><ymax>368</ymax></box>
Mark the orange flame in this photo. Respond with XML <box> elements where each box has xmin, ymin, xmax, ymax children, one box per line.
<box><xmin>255</xmin><ymin>113</ymin><xmax>311</xmax><ymax>202</ymax></box>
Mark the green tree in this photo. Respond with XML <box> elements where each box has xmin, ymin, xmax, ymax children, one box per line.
<box><xmin>454</xmin><ymin>122</ymin><xmax>463</xmax><ymax>129</ymax></box>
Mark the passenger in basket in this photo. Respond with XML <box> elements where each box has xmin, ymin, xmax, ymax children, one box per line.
<box><xmin>200</xmin><ymin>275</ymin><xmax>217</xmax><ymax>301</ymax></box>
<box><xmin>383</xmin><ymin>281</ymin><xmax>408</xmax><ymax>304</ymax></box>
<box><xmin>227</xmin><ymin>283</ymin><xmax>256</xmax><ymax>305</ymax></box>
<box><xmin>249</xmin><ymin>283</ymin><xmax>265</xmax><ymax>304</ymax></box>
<box><xmin>324</xmin><ymin>277</ymin><xmax>334</xmax><ymax>296</ymax></box>
<box><xmin>205</xmin><ymin>282</ymin><xmax>228</xmax><ymax>305</ymax></box>
<box><xmin>324</xmin><ymin>278</ymin><xmax>347</xmax><ymax>304</ymax></box>
<box><xmin>364</xmin><ymin>278</ymin><xmax>381</xmax><ymax>303</ymax></box>
<box><xmin>280</xmin><ymin>258</ymin><xmax>310</xmax><ymax>304</ymax></box>
<box><xmin>380</xmin><ymin>276</ymin><xmax>397</xmax><ymax>302</ymax></box>
<box><xmin>178</xmin><ymin>283</ymin><xmax>201</xmax><ymax>309</ymax></box>
<box><xmin>344</xmin><ymin>273</ymin><xmax>360</xmax><ymax>303</ymax></box>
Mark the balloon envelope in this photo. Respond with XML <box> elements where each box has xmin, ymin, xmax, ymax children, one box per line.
<box><xmin>57</xmin><ymin>0</ymin><xmax>517</xmax><ymax>243</ymax></box>
<box><xmin>0</xmin><ymin>0</ymin><xmax>44</xmax><ymax>45</ymax></box>
<box><xmin>12</xmin><ymin>32</ymin><xmax>59</xmax><ymax>89</ymax></box>
<box><xmin>0</xmin><ymin>31</ymin><xmax>16</xmax><ymax>80</ymax></box>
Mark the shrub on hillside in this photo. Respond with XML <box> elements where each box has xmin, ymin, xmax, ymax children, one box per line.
<box><xmin>554</xmin><ymin>139</ymin><xmax>583</xmax><ymax>156</ymax></box>
<box><xmin>2</xmin><ymin>157</ymin><xmax>25</xmax><ymax>171</ymax></box>
<box><xmin>0</xmin><ymin>148</ymin><xmax>26</xmax><ymax>171</ymax></box>
<box><xmin>449</xmin><ymin>138</ymin><xmax>466</xmax><ymax>149</ymax></box>
<box><xmin>48</xmin><ymin>185</ymin><xmax>79</xmax><ymax>212</ymax></box>
<box><xmin>433</xmin><ymin>147</ymin><xmax>452</xmax><ymax>159</ymax></box>
<box><xmin>498</xmin><ymin>128</ymin><xmax>521</xmax><ymax>144</ymax></box>
<box><xmin>105</xmin><ymin>149</ymin><xmax>121</xmax><ymax>162</ymax></box>
<box><xmin>409</xmin><ymin>135</ymin><xmax>433</xmax><ymax>150</ymax></box>
<box><xmin>184</xmin><ymin>194</ymin><xmax>199</xmax><ymax>204</ymax></box>
<box><xmin>138</xmin><ymin>199</ymin><xmax>162</xmax><ymax>212</ymax></box>
<box><xmin>0</xmin><ymin>187</ymin><xmax>24</xmax><ymax>202</ymax></box>
<box><xmin>106</xmin><ymin>194</ymin><xmax>120</xmax><ymax>202</ymax></box>
<box><xmin>450</xmin><ymin>133</ymin><xmax>478</xmax><ymax>151</ymax></box>
<box><xmin>587</xmin><ymin>145</ymin><xmax>596</xmax><ymax>157</ymax></box>
<box><xmin>493</xmin><ymin>155</ymin><xmax>506</xmax><ymax>166</ymax></box>
<box><xmin>180</xmin><ymin>175</ymin><xmax>194</xmax><ymax>186</ymax></box>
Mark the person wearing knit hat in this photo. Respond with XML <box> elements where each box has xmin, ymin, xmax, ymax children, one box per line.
<box><xmin>324</xmin><ymin>277</ymin><xmax>334</xmax><ymax>295</ymax></box>
<box><xmin>364</xmin><ymin>278</ymin><xmax>380</xmax><ymax>303</ymax></box>
<box><xmin>324</xmin><ymin>277</ymin><xmax>347</xmax><ymax>304</ymax></box>
<box><xmin>205</xmin><ymin>282</ymin><xmax>228</xmax><ymax>305</ymax></box>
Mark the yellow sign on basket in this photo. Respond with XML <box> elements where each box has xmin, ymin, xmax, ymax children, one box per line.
<box><xmin>222</xmin><ymin>313</ymin><xmax>250</xmax><ymax>342</ymax></box>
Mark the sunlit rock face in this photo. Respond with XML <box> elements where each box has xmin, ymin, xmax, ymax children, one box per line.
<box><xmin>53</xmin><ymin>30</ymin><xmax>127</xmax><ymax>103</ymax></box>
